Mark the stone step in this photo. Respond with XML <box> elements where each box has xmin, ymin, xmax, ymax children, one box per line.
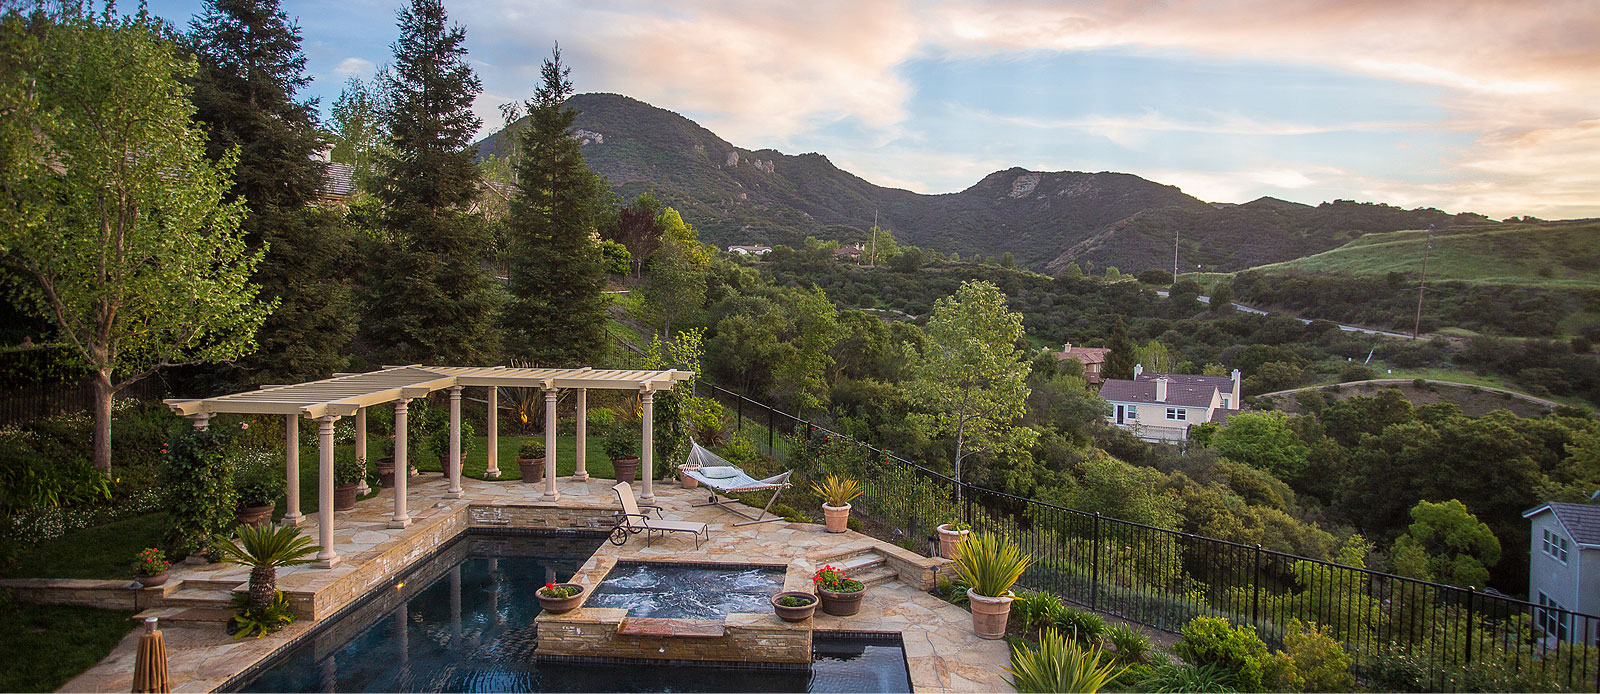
<box><xmin>179</xmin><ymin>578</ymin><xmax>245</xmax><ymax>592</ymax></box>
<box><xmin>855</xmin><ymin>566</ymin><xmax>899</xmax><ymax>587</ymax></box>
<box><xmin>133</xmin><ymin>606</ymin><xmax>235</xmax><ymax>625</ymax></box>
<box><xmin>155</xmin><ymin>588</ymin><xmax>235</xmax><ymax>610</ymax></box>
<box><xmin>814</xmin><ymin>546</ymin><xmax>882</xmax><ymax>567</ymax></box>
<box><xmin>833</xmin><ymin>552</ymin><xmax>886</xmax><ymax>574</ymax></box>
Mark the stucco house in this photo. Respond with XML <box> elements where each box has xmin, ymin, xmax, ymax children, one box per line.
<box><xmin>727</xmin><ymin>245</ymin><xmax>772</xmax><ymax>256</ymax></box>
<box><xmin>1099</xmin><ymin>365</ymin><xmax>1242</xmax><ymax>442</ymax></box>
<box><xmin>1522</xmin><ymin>501</ymin><xmax>1600</xmax><ymax>644</ymax></box>
<box><xmin>1055</xmin><ymin>343</ymin><xmax>1111</xmax><ymax>384</ymax></box>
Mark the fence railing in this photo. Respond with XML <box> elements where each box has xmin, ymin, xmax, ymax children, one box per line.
<box><xmin>696</xmin><ymin>380</ymin><xmax>1600</xmax><ymax>692</ymax></box>
<box><xmin>0</xmin><ymin>377</ymin><xmax>167</xmax><ymax>427</ymax></box>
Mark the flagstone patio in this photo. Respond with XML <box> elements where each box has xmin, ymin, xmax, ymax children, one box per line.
<box><xmin>58</xmin><ymin>472</ymin><xmax>1011</xmax><ymax>693</ymax></box>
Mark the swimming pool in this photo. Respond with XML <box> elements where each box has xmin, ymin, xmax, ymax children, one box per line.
<box><xmin>229</xmin><ymin>532</ymin><xmax>911</xmax><ymax>693</ymax></box>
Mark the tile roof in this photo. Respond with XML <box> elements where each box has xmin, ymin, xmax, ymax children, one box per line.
<box><xmin>1523</xmin><ymin>502</ymin><xmax>1600</xmax><ymax>547</ymax></box>
<box><xmin>319</xmin><ymin>162</ymin><xmax>356</xmax><ymax>200</ymax></box>
<box><xmin>1100</xmin><ymin>372</ymin><xmax>1236</xmax><ymax>408</ymax></box>
<box><xmin>1057</xmin><ymin>346</ymin><xmax>1110</xmax><ymax>365</ymax></box>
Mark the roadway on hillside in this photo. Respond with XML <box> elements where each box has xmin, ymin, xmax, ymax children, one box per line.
<box><xmin>1255</xmin><ymin>378</ymin><xmax>1561</xmax><ymax>410</ymax></box>
<box><xmin>1155</xmin><ymin>289</ymin><xmax>1416</xmax><ymax>339</ymax></box>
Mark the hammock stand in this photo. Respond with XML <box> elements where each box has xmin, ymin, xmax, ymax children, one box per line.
<box><xmin>682</xmin><ymin>441</ymin><xmax>794</xmax><ymax>526</ymax></box>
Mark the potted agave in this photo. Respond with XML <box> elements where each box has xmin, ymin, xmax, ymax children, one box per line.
<box><xmin>812</xmin><ymin>474</ymin><xmax>862</xmax><ymax>533</ymax></box>
<box><xmin>537</xmin><ymin>581</ymin><xmax>587</xmax><ymax>613</ymax></box>
<box><xmin>954</xmin><ymin>532</ymin><xmax>1033</xmax><ymax>639</ymax></box>
<box><xmin>770</xmin><ymin>591</ymin><xmax>818</xmax><ymax>622</ymax></box>
<box><xmin>516</xmin><ymin>441</ymin><xmax>545</xmax><ymax>484</ymax></box>
<box><xmin>333</xmin><ymin>452</ymin><xmax>366</xmax><ymax>511</ymax></box>
<box><xmin>936</xmin><ymin>520</ymin><xmax>971</xmax><ymax>559</ymax></box>
<box><xmin>135</xmin><ymin>547</ymin><xmax>170</xmax><ymax>588</ymax></box>
<box><xmin>604</xmin><ymin>426</ymin><xmax>640</xmax><ymax>484</ymax></box>
<box><xmin>811</xmin><ymin>564</ymin><xmax>865</xmax><ymax>616</ymax></box>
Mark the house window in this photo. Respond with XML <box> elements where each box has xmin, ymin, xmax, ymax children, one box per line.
<box><xmin>1543</xmin><ymin>529</ymin><xmax>1570</xmax><ymax>563</ymax></box>
<box><xmin>1221</xmin><ymin>396</ymin><xmax>1230</xmax><ymax>409</ymax></box>
<box><xmin>1126</xmin><ymin>406</ymin><xmax>1137</xmax><ymax>420</ymax></box>
<box><xmin>1538</xmin><ymin>593</ymin><xmax>1570</xmax><ymax>640</ymax></box>
<box><xmin>1165</xmin><ymin>407</ymin><xmax>1186</xmax><ymax>421</ymax></box>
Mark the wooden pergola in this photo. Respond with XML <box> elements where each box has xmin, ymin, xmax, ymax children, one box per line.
<box><xmin>164</xmin><ymin>365</ymin><xmax>694</xmax><ymax>567</ymax></box>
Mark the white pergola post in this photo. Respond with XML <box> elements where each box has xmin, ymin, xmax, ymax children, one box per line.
<box><xmin>640</xmin><ymin>389</ymin><xmax>655</xmax><ymax>501</ymax></box>
<box><xmin>573</xmin><ymin>388</ymin><xmax>588</xmax><ymax>481</ymax></box>
<box><xmin>446</xmin><ymin>386</ymin><xmax>464</xmax><ymax>499</ymax></box>
<box><xmin>188</xmin><ymin>413</ymin><xmax>211</xmax><ymax>430</ymax></box>
<box><xmin>542</xmin><ymin>388</ymin><xmax>559</xmax><ymax>501</ymax></box>
<box><xmin>283</xmin><ymin>414</ymin><xmax>304</xmax><ymax>527</ymax></box>
<box><xmin>484</xmin><ymin>386</ymin><xmax>500</xmax><ymax>479</ymax></box>
<box><xmin>354</xmin><ymin>407</ymin><xmax>369</xmax><ymax>495</ymax></box>
<box><xmin>389</xmin><ymin>399</ymin><xmax>412</xmax><ymax>529</ymax></box>
<box><xmin>316</xmin><ymin>415</ymin><xmax>341</xmax><ymax>568</ymax></box>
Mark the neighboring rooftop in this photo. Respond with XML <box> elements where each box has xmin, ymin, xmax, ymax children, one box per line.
<box><xmin>1100</xmin><ymin>371</ymin><xmax>1239</xmax><ymax>407</ymax></box>
<box><xmin>1055</xmin><ymin>343</ymin><xmax>1109</xmax><ymax>365</ymax></box>
<box><xmin>1523</xmin><ymin>501</ymin><xmax>1600</xmax><ymax>547</ymax></box>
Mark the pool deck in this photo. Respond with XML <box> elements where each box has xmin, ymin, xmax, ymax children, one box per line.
<box><xmin>57</xmin><ymin>473</ymin><xmax>1010</xmax><ymax>693</ymax></box>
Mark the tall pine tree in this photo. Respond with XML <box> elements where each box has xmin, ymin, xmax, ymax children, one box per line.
<box><xmin>366</xmin><ymin>0</ymin><xmax>498</xmax><ymax>364</ymax></box>
<box><xmin>502</xmin><ymin>46</ymin><xmax>608</xmax><ymax>366</ymax></box>
<box><xmin>188</xmin><ymin>0</ymin><xmax>357</xmax><ymax>387</ymax></box>
<box><xmin>1102</xmin><ymin>315</ymin><xmax>1137</xmax><ymax>381</ymax></box>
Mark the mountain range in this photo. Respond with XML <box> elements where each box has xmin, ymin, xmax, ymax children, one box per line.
<box><xmin>475</xmin><ymin>93</ymin><xmax>1497</xmax><ymax>274</ymax></box>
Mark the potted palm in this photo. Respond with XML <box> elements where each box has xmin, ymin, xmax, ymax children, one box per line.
<box><xmin>811</xmin><ymin>564</ymin><xmax>865</xmax><ymax>616</ymax></box>
<box><xmin>537</xmin><ymin>581</ymin><xmax>587</xmax><ymax>613</ymax></box>
<box><xmin>954</xmin><ymin>532</ymin><xmax>1033</xmax><ymax>639</ymax></box>
<box><xmin>771</xmin><ymin>591</ymin><xmax>818</xmax><ymax>622</ymax></box>
<box><xmin>516</xmin><ymin>441</ymin><xmax>545</xmax><ymax>483</ymax></box>
<box><xmin>209</xmin><ymin>524</ymin><xmax>321</xmax><ymax>638</ymax></box>
<box><xmin>936</xmin><ymin>520</ymin><xmax>971</xmax><ymax>559</ymax></box>
<box><xmin>234</xmin><ymin>457</ymin><xmax>284</xmax><ymax>527</ymax></box>
<box><xmin>333</xmin><ymin>452</ymin><xmax>365</xmax><ymax>511</ymax></box>
<box><xmin>604</xmin><ymin>425</ymin><xmax>640</xmax><ymax>484</ymax></box>
<box><xmin>811</xmin><ymin>475</ymin><xmax>862</xmax><ymax>533</ymax></box>
<box><xmin>134</xmin><ymin>547</ymin><xmax>170</xmax><ymax>588</ymax></box>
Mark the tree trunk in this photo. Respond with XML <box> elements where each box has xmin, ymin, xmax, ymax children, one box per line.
<box><xmin>953</xmin><ymin>427</ymin><xmax>965</xmax><ymax>507</ymax></box>
<box><xmin>249</xmin><ymin>565</ymin><xmax>276</xmax><ymax>611</ymax></box>
<box><xmin>92</xmin><ymin>370</ymin><xmax>114</xmax><ymax>475</ymax></box>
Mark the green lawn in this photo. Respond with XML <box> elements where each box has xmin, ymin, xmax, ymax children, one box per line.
<box><xmin>3</xmin><ymin>513</ymin><xmax>168</xmax><ymax>580</ymax></box>
<box><xmin>0</xmin><ymin>603</ymin><xmax>135</xmax><ymax>692</ymax></box>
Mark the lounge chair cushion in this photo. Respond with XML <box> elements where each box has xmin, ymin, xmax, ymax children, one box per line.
<box><xmin>700</xmin><ymin>466</ymin><xmax>740</xmax><ymax>479</ymax></box>
<box><xmin>643</xmin><ymin>518</ymin><xmax>707</xmax><ymax>533</ymax></box>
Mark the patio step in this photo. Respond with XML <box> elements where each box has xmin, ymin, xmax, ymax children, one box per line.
<box><xmin>178</xmin><ymin>578</ymin><xmax>245</xmax><ymax>592</ymax></box>
<box><xmin>828</xmin><ymin>551</ymin><xmax>899</xmax><ymax>587</ymax></box>
<box><xmin>154</xmin><ymin>587</ymin><xmax>236</xmax><ymax>610</ymax></box>
<box><xmin>833</xmin><ymin>552</ymin><xmax>886</xmax><ymax>574</ymax></box>
<box><xmin>855</xmin><ymin>565</ymin><xmax>899</xmax><ymax>587</ymax></box>
<box><xmin>133</xmin><ymin>605</ymin><xmax>235</xmax><ymax>625</ymax></box>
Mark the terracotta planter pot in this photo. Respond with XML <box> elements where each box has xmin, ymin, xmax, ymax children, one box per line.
<box><xmin>823</xmin><ymin>503</ymin><xmax>852</xmax><ymax>533</ymax></box>
<box><xmin>235</xmin><ymin>504</ymin><xmax>273</xmax><ymax>527</ymax></box>
<box><xmin>612</xmin><ymin>456</ymin><xmax>640</xmax><ymax>484</ymax></box>
<box><xmin>138</xmin><ymin>571</ymin><xmax>168</xmax><ymax>588</ymax></box>
<box><xmin>376</xmin><ymin>457</ymin><xmax>396</xmax><ymax>487</ymax></box>
<box><xmin>680</xmin><ymin>467</ymin><xmax>700</xmax><ymax>488</ymax></box>
<box><xmin>817</xmin><ymin>586</ymin><xmax>864</xmax><ymax>616</ymax></box>
<box><xmin>937</xmin><ymin>524</ymin><xmax>970</xmax><ymax>559</ymax></box>
<box><xmin>334</xmin><ymin>483</ymin><xmax>358</xmax><ymax>511</ymax></box>
<box><xmin>517</xmin><ymin>457</ymin><xmax>544</xmax><ymax>483</ymax></box>
<box><xmin>771</xmin><ymin>591</ymin><xmax>818</xmax><ymax>622</ymax></box>
<box><xmin>537</xmin><ymin>583</ymin><xmax>587</xmax><ymax>613</ymax></box>
<box><xmin>967</xmin><ymin>588</ymin><xmax>1014</xmax><ymax>639</ymax></box>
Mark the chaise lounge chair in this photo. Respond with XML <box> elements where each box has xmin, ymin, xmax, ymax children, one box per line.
<box><xmin>682</xmin><ymin>442</ymin><xmax>793</xmax><ymax>526</ymax></box>
<box><xmin>610</xmin><ymin>481</ymin><xmax>710</xmax><ymax>549</ymax></box>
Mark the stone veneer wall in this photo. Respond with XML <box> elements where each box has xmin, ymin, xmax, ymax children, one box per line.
<box><xmin>536</xmin><ymin>610</ymin><xmax>812</xmax><ymax>664</ymax></box>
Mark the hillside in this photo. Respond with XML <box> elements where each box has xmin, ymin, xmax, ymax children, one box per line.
<box><xmin>477</xmin><ymin>93</ymin><xmax>1501</xmax><ymax>274</ymax></box>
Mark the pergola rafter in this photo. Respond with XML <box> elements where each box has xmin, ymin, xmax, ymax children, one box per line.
<box><xmin>164</xmin><ymin>365</ymin><xmax>694</xmax><ymax>567</ymax></box>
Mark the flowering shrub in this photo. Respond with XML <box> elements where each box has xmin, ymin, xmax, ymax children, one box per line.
<box><xmin>539</xmin><ymin>582</ymin><xmax>580</xmax><ymax>599</ymax></box>
<box><xmin>811</xmin><ymin>564</ymin><xmax>864</xmax><ymax>593</ymax></box>
<box><xmin>135</xmin><ymin>547</ymin><xmax>169</xmax><ymax>576</ymax></box>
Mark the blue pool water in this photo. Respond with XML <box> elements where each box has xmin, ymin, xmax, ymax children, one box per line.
<box><xmin>231</xmin><ymin>533</ymin><xmax>911</xmax><ymax>693</ymax></box>
<box><xmin>586</xmin><ymin>561</ymin><xmax>784</xmax><ymax>619</ymax></box>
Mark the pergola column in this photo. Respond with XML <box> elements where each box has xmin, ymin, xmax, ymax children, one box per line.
<box><xmin>542</xmin><ymin>388</ymin><xmax>559</xmax><ymax>501</ymax></box>
<box><xmin>484</xmin><ymin>386</ymin><xmax>500</xmax><ymax>479</ymax></box>
<box><xmin>446</xmin><ymin>386</ymin><xmax>464</xmax><ymax>499</ymax></box>
<box><xmin>640</xmin><ymin>389</ymin><xmax>655</xmax><ymax>501</ymax></box>
<box><xmin>573</xmin><ymin>389</ymin><xmax>588</xmax><ymax>481</ymax></box>
<box><xmin>354</xmin><ymin>407</ymin><xmax>369</xmax><ymax>495</ymax></box>
<box><xmin>187</xmin><ymin>413</ymin><xmax>211</xmax><ymax>430</ymax></box>
<box><xmin>389</xmin><ymin>399</ymin><xmax>412</xmax><ymax>529</ymax></box>
<box><xmin>283</xmin><ymin>415</ymin><xmax>304</xmax><ymax>527</ymax></box>
<box><xmin>316</xmin><ymin>415</ymin><xmax>342</xmax><ymax>568</ymax></box>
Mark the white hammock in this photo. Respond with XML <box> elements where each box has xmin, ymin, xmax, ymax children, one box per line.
<box><xmin>682</xmin><ymin>441</ymin><xmax>793</xmax><ymax>525</ymax></box>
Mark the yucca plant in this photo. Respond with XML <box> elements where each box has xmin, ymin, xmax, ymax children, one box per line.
<box><xmin>1006</xmin><ymin>627</ymin><xmax>1127</xmax><ymax>693</ymax></box>
<box><xmin>953</xmin><ymin>531</ymin><xmax>1033</xmax><ymax>597</ymax></box>
<box><xmin>210</xmin><ymin>523</ymin><xmax>322</xmax><ymax>611</ymax></box>
<box><xmin>810</xmin><ymin>474</ymin><xmax>863</xmax><ymax>507</ymax></box>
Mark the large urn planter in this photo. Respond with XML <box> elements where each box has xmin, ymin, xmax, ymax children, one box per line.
<box><xmin>817</xmin><ymin>586</ymin><xmax>864</xmax><ymax>616</ymax></box>
<box><xmin>235</xmin><ymin>504</ymin><xmax>273</xmax><ymax>527</ymax></box>
<box><xmin>517</xmin><ymin>457</ymin><xmax>544</xmax><ymax>484</ymax></box>
<box><xmin>334</xmin><ymin>483</ymin><xmax>358</xmax><ymax>511</ymax></box>
<box><xmin>822</xmin><ymin>503</ymin><xmax>852</xmax><ymax>533</ymax></box>
<box><xmin>537</xmin><ymin>583</ymin><xmax>587</xmax><ymax>613</ymax></box>
<box><xmin>771</xmin><ymin>592</ymin><xmax>818</xmax><ymax>622</ymax></box>
<box><xmin>376</xmin><ymin>457</ymin><xmax>397</xmax><ymax>487</ymax></box>
<box><xmin>967</xmin><ymin>589</ymin><xmax>1014</xmax><ymax>639</ymax></box>
<box><xmin>137</xmin><ymin>571</ymin><xmax>169</xmax><ymax>588</ymax></box>
<box><xmin>680</xmin><ymin>465</ymin><xmax>700</xmax><ymax>489</ymax></box>
<box><xmin>612</xmin><ymin>456</ymin><xmax>641</xmax><ymax>485</ymax></box>
<box><xmin>936</xmin><ymin>524</ymin><xmax>971</xmax><ymax>559</ymax></box>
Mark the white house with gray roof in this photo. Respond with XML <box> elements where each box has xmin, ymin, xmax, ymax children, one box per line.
<box><xmin>1522</xmin><ymin>501</ymin><xmax>1600</xmax><ymax>644</ymax></box>
<box><xmin>1098</xmin><ymin>365</ymin><xmax>1242</xmax><ymax>442</ymax></box>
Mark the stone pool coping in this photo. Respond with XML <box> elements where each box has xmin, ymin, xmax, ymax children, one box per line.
<box><xmin>51</xmin><ymin>473</ymin><xmax>1010</xmax><ymax>692</ymax></box>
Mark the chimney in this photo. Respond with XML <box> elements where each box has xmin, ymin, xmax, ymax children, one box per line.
<box><xmin>1231</xmin><ymin>369</ymin><xmax>1242</xmax><ymax>407</ymax></box>
<box><xmin>1063</xmin><ymin>342</ymin><xmax>1072</xmax><ymax>353</ymax></box>
<box><xmin>1133</xmin><ymin>364</ymin><xmax>1143</xmax><ymax>379</ymax></box>
<box><xmin>1155</xmin><ymin>376</ymin><xmax>1168</xmax><ymax>402</ymax></box>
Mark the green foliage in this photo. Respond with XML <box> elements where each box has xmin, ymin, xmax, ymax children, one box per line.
<box><xmin>810</xmin><ymin>474</ymin><xmax>862</xmax><ymax>507</ymax></box>
<box><xmin>1105</xmin><ymin>623</ymin><xmax>1151</xmax><ymax>664</ymax></box>
<box><xmin>423</xmin><ymin>418</ymin><xmax>476</xmax><ymax>463</ymax></box>
<box><xmin>1011</xmin><ymin>590</ymin><xmax>1063</xmax><ymax>632</ymax></box>
<box><xmin>517</xmin><ymin>441</ymin><xmax>545</xmax><ymax>460</ymax></box>
<box><xmin>162</xmin><ymin>429</ymin><xmax>240</xmax><ymax>557</ymax></box>
<box><xmin>0</xmin><ymin>446</ymin><xmax>110</xmax><ymax>512</ymax></box>
<box><xmin>332</xmin><ymin>449</ymin><xmax>366</xmax><ymax>487</ymax></box>
<box><xmin>209</xmin><ymin>522</ymin><xmax>320</xmax><ymax>613</ymax></box>
<box><xmin>0</xmin><ymin>603</ymin><xmax>139</xmax><ymax>693</ymax></box>
<box><xmin>639</xmin><ymin>209</ymin><xmax>711</xmax><ymax>338</ymax></box>
<box><xmin>228</xmin><ymin>590</ymin><xmax>295</xmax><ymax>638</ymax></box>
<box><xmin>953</xmin><ymin>531</ymin><xmax>1033</xmax><ymax>598</ymax></box>
<box><xmin>704</xmin><ymin>284</ymin><xmax>841</xmax><ymax>413</ymax></box>
<box><xmin>602</xmin><ymin>424</ymin><xmax>638</xmax><ymax>461</ymax></box>
<box><xmin>1268</xmin><ymin>619</ymin><xmax>1353</xmax><ymax>693</ymax></box>
<box><xmin>329</xmin><ymin>75</ymin><xmax>387</xmax><ymax>185</ymax></box>
<box><xmin>1131</xmin><ymin>662</ymin><xmax>1239</xmax><ymax>693</ymax></box>
<box><xmin>1210</xmin><ymin>411</ymin><xmax>1310</xmax><ymax>480</ymax></box>
<box><xmin>1174</xmin><ymin>616</ymin><xmax>1271</xmax><ymax>691</ymax></box>
<box><xmin>1005</xmin><ymin>627</ymin><xmax>1126</xmax><ymax>694</ymax></box>
<box><xmin>776</xmin><ymin>594</ymin><xmax>813</xmax><ymax>607</ymax></box>
<box><xmin>538</xmin><ymin>583</ymin><xmax>580</xmax><ymax>599</ymax></box>
<box><xmin>1050</xmin><ymin>605</ymin><xmax>1106</xmax><ymax>646</ymax></box>
<box><xmin>1102</xmin><ymin>316</ymin><xmax>1137</xmax><ymax>381</ymax></box>
<box><xmin>233</xmin><ymin>449</ymin><xmax>285</xmax><ymax>507</ymax></box>
<box><xmin>1389</xmin><ymin>499</ymin><xmax>1500</xmax><ymax>588</ymax></box>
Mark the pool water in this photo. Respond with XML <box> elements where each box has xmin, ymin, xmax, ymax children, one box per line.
<box><xmin>231</xmin><ymin>533</ymin><xmax>911</xmax><ymax>693</ymax></box>
<box><xmin>586</xmin><ymin>561</ymin><xmax>785</xmax><ymax>619</ymax></box>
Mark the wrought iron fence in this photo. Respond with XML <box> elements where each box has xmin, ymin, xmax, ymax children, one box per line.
<box><xmin>696</xmin><ymin>380</ymin><xmax>1600</xmax><ymax>692</ymax></box>
<box><xmin>0</xmin><ymin>376</ymin><xmax>167</xmax><ymax>427</ymax></box>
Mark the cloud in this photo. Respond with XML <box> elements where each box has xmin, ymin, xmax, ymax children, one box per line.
<box><xmin>332</xmin><ymin>57</ymin><xmax>375</xmax><ymax>78</ymax></box>
<box><xmin>949</xmin><ymin>105</ymin><xmax>1429</xmax><ymax>149</ymax></box>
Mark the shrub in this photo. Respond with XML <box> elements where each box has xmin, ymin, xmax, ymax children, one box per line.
<box><xmin>517</xmin><ymin>441</ymin><xmax>545</xmax><ymax>460</ymax></box>
<box><xmin>333</xmin><ymin>449</ymin><xmax>366</xmax><ymax>487</ymax></box>
<box><xmin>1269</xmin><ymin>620</ymin><xmax>1353</xmax><ymax>692</ymax></box>
<box><xmin>424</xmin><ymin>418</ymin><xmax>476</xmax><ymax>462</ymax></box>
<box><xmin>1106</xmin><ymin>623</ymin><xmax>1151</xmax><ymax>664</ymax></box>
<box><xmin>1336</xmin><ymin>364</ymin><xmax>1374</xmax><ymax>382</ymax></box>
<box><xmin>162</xmin><ymin>428</ymin><xmax>239</xmax><ymax>557</ymax></box>
<box><xmin>1173</xmin><ymin>616</ymin><xmax>1271</xmax><ymax>691</ymax></box>
<box><xmin>603</xmin><ymin>424</ymin><xmax>638</xmax><ymax>461</ymax></box>
<box><xmin>1011</xmin><ymin>590</ymin><xmax>1063</xmax><ymax>632</ymax></box>
<box><xmin>233</xmin><ymin>449</ymin><xmax>285</xmax><ymax>508</ymax></box>
<box><xmin>953</xmin><ymin>532</ymin><xmax>1033</xmax><ymax>598</ymax></box>
<box><xmin>1005</xmin><ymin>627</ymin><xmax>1126</xmax><ymax>693</ymax></box>
<box><xmin>1050</xmin><ymin>605</ymin><xmax>1106</xmax><ymax>646</ymax></box>
<box><xmin>1133</xmin><ymin>662</ymin><xmax>1240</xmax><ymax>693</ymax></box>
<box><xmin>810</xmin><ymin>474</ymin><xmax>863</xmax><ymax>507</ymax></box>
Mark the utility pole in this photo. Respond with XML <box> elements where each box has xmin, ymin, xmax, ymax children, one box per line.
<box><xmin>1172</xmin><ymin>228</ymin><xmax>1180</xmax><ymax>283</ymax></box>
<box><xmin>1412</xmin><ymin>229</ymin><xmax>1433</xmax><ymax>340</ymax></box>
<box><xmin>869</xmin><ymin>210</ymin><xmax>878</xmax><ymax>268</ymax></box>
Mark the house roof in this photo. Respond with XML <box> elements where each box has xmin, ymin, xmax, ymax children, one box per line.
<box><xmin>1523</xmin><ymin>502</ymin><xmax>1600</xmax><ymax>548</ymax></box>
<box><xmin>319</xmin><ymin>162</ymin><xmax>356</xmax><ymax>200</ymax></box>
<box><xmin>1057</xmin><ymin>346</ymin><xmax>1110</xmax><ymax>365</ymax></box>
<box><xmin>1100</xmin><ymin>373</ymin><xmax>1236</xmax><ymax>408</ymax></box>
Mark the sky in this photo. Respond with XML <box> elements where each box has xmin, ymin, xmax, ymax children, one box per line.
<box><xmin>146</xmin><ymin>0</ymin><xmax>1600</xmax><ymax>219</ymax></box>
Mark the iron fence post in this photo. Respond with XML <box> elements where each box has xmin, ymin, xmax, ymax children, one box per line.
<box><xmin>1091</xmin><ymin>512</ymin><xmax>1102</xmax><ymax>612</ymax></box>
<box><xmin>768</xmin><ymin>405</ymin><xmax>774</xmax><ymax>451</ymax></box>
<box><xmin>1464</xmin><ymin>587</ymin><xmax>1475</xmax><ymax>663</ymax></box>
<box><xmin>1253</xmin><ymin>544</ymin><xmax>1262</xmax><ymax>627</ymax></box>
<box><xmin>736</xmin><ymin>396</ymin><xmax>743</xmax><ymax>432</ymax></box>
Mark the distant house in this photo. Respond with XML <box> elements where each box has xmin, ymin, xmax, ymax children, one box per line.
<box><xmin>1522</xmin><ymin>501</ymin><xmax>1600</xmax><ymax>644</ymax></box>
<box><xmin>1056</xmin><ymin>343</ymin><xmax>1111</xmax><ymax>384</ymax></box>
<box><xmin>1099</xmin><ymin>365</ymin><xmax>1242</xmax><ymax>442</ymax></box>
<box><xmin>727</xmin><ymin>245</ymin><xmax>772</xmax><ymax>256</ymax></box>
<box><xmin>313</xmin><ymin>146</ymin><xmax>357</xmax><ymax>206</ymax></box>
<box><xmin>833</xmin><ymin>244</ymin><xmax>863</xmax><ymax>260</ymax></box>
